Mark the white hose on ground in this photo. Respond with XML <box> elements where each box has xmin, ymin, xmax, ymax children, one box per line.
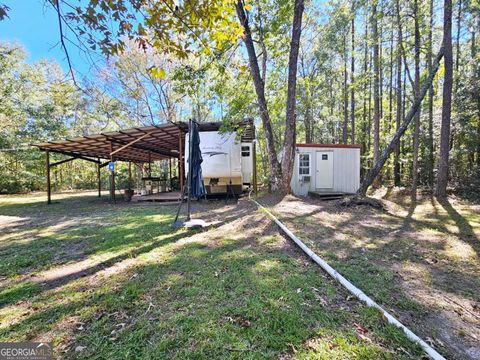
<box><xmin>251</xmin><ymin>199</ymin><xmax>445</xmax><ymax>360</ymax></box>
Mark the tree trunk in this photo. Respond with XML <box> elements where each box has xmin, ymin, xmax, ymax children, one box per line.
<box><xmin>236</xmin><ymin>1</ymin><xmax>282</xmax><ymax>190</ymax></box>
<box><xmin>368</xmin><ymin>56</ymin><xmax>373</xmax><ymax>163</ymax></box>
<box><xmin>435</xmin><ymin>0</ymin><xmax>453</xmax><ymax>199</ymax></box>
<box><xmin>358</xmin><ymin>47</ymin><xmax>445</xmax><ymax>196</ymax></box>
<box><xmin>411</xmin><ymin>0</ymin><xmax>421</xmax><ymax>201</ymax></box>
<box><xmin>471</xmin><ymin>14</ymin><xmax>480</xmax><ymax>169</ymax></box>
<box><xmin>371</xmin><ymin>1</ymin><xmax>380</xmax><ymax>165</ymax></box>
<box><xmin>427</xmin><ymin>0</ymin><xmax>435</xmax><ymax>188</ymax></box>
<box><xmin>304</xmin><ymin>82</ymin><xmax>314</xmax><ymax>143</ymax></box>
<box><xmin>343</xmin><ymin>35</ymin><xmax>349</xmax><ymax>144</ymax></box>
<box><xmin>450</xmin><ymin>0</ymin><xmax>462</xmax><ymax>152</ymax></box>
<box><xmin>329</xmin><ymin>84</ymin><xmax>336</xmax><ymax>142</ymax></box>
<box><xmin>362</xmin><ymin>13</ymin><xmax>369</xmax><ymax>171</ymax></box>
<box><xmin>475</xmin><ymin>17</ymin><xmax>480</xmax><ymax>169</ymax></box>
<box><xmin>299</xmin><ymin>56</ymin><xmax>313</xmax><ymax>144</ymax></box>
<box><xmin>388</xmin><ymin>30</ymin><xmax>393</xmax><ymax>131</ymax></box>
<box><xmin>351</xmin><ymin>15</ymin><xmax>356</xmax><ymax>144</ymax></box>
<box><xmin>305</xmin><ymin>105</ymin><xmax>313</xmax><ymax>143</ymax></box>
<box><xmin>256</xmin><ymin>1</ymin><xmax>268</xmax><ymax>83</ymax></box>
<box><xmin>379</xmin><ymin>16</ymin><xmax>383</xmax><ymax>122</ymax></box>
<box><xmin>281</xmin><ymin>0</ymin><xmax>305</xmax><ymax>193</ymax></box>
<box><xmin>394</xmin><ymin>1</ymin><xmax>402</xmax><ymax>186</ymax></box>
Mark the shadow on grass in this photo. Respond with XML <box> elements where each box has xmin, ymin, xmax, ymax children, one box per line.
<box><xmin>0</xmin><ymin>228</ymin><xmax>192</xmax><ymax>307</ymax></box>
<box><xmin>267</xmin><ymin>194</ymin><xmax>480</xmax><ymax>359</ymax></box>
<box><xmin>437</xmin><ymin>198</ymin><xmax>480</xmax><ymax>258</ymax></box>
<box><xmin>0</xmin><ymin>206</ymin><xmax>177</xmax><ymax>277</ymax></box>
<box><xmin>0</xmin><ymin>195</ymin><xmax>261</xmax><ymax>308</ymax></box>
<box><xmin>1</xmin><ymin>222</ymin><xmax>423</xmax><ymax>360</ymax></box>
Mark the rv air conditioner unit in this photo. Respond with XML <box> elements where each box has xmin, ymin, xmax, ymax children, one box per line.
<box><xmin>302</xmin><ymin>176</ymin><xmax>311</xmax><ymax>182</ymax></box>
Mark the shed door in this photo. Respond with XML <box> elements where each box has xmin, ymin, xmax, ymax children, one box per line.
<box><xmin>315</xmin><ymin>151</ymin><xmax>334</xmax><ymax>189</ymax></box>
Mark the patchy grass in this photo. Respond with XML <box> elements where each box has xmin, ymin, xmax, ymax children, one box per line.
<box><xmin>263</xmin><ymin>189</ymin><xmax>480</xmax><ymax>360</ymax></box>
<box><xmin>0</xmin><ymin>191</ymin><xmax>424</xmax><ymax>359</ymax></box>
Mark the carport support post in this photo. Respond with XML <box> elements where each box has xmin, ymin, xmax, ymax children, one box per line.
<box><xmin>179</xmin><ymin>134</ymin><xmax>184</xmax><ymax>191</ymax></box>
<box><xmin>186</xmin><ymin>119</ymin><xmax>193</xmax><ymax>221</ymax></box>
<box><xmin>253</xmin><ymin>141</ymin><xmax>258</xmax><ymax>196</ymax></box>
<box><xmin>148</xmin><ymin>152</ymin><xmax>151</xmax><ymax>177</ymax></box>
<box><xmin>97</xmin><ymin>157</ymin><xmax>101</xmax><ymax>197</ymax></box>
<box><xmin>128</xmin><ymin>161</ymin><xmax>132</xmax><ymax>191</ymax></box>
<box><xmin>109</xmin><ymin>142</ymin><xmax>115</xmax><ymax>203</ymax></box>
<box><xmin>169</xmin><ymin>158</ymin><xmax>172</xmax><ymax>190</ymax></box>
<box><xmin>46</xmin><ymin>150</ymin><xmax>51</xmax><ymax>204</ymax></box>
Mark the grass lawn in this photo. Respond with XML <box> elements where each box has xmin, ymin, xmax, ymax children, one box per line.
<box><xmin>262</xmin><ymin>189</ymin><xmax>480</xmax><ymax>360</ymax></box>
<box><xmin>0</xmin><ymin>191</ymin><xmax>425</xmax><ymax>359</ymax></box>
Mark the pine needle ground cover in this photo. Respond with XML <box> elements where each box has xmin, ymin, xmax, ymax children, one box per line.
<box><xmin>0</xmin><ymin>192</ymin><xmax>424</xmax><ymax>359</ymax></box>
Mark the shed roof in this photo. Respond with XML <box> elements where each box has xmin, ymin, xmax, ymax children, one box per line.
<box><xmin>296</xmin><ymin>144</ymin><xmax>362</xmax><ymax>149</ymax></box>
<box><xmin>34</xmin><ymin>120</ymin><xmax>255</xmax><ymax>163</ymax></box>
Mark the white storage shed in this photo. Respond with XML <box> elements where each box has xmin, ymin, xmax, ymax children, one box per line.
<box><xmin>290</xmin><ymin>144</ymin><xmax>361</xmax><ymax>196</ymax></box>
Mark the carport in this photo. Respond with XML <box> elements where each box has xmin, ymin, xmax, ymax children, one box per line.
<box><xmin>33</xmin><ymin>121</ymin><xmax>222</xmax><ymax>204</ymax></box>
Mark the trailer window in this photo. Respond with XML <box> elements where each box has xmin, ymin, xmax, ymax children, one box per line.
<box><xmin>298</xmin><ymin>154</ymin><xmax>310</xmax><ymax>175</ymax></box>
<box><xmin>241</xmin><ymin>146</ymin><xmax>250</xmax><ymax>157</ymax></box>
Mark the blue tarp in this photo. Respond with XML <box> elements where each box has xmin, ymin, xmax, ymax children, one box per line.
<box><xmin>190</xmin><ymin>121</ymin><xmax>206</xmax><ymax>198</ymax></box>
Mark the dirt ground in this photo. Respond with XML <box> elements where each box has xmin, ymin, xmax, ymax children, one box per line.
<box><xmin>1</xmin><ymin>191</ymin><xmax>428</xmax><ymax>359</ymax></box>
<box><xmin>1</xmin><ymin>190</ymin><xmax>478</xmax><ymax>358</ymax></box>
<box><xmin>259</xmin><ymin>188</ymin><xmax>480</xmax><ymax>360</ymax></box>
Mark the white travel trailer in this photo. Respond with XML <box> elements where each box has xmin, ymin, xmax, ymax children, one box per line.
<box><xmin>185</xmin><ymin>128</ymin><xmax>255</xmax><ymax>195</ymax></box>
<box><xmin>290</xmin><ymin>144</ymin><xmax>361</xmax><ymax>196</ymax></box>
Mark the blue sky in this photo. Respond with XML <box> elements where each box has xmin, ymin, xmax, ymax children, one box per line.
<box><xmin>0</xmin><ymin>0</ymin><xmax>94</xmax><ymax>77</ymax></box>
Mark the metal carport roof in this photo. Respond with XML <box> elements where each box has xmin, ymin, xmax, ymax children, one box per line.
<box><xmin>33</xmin><ymin>122</ymin><xmax>223</xmax><ymax>163</ymax></box>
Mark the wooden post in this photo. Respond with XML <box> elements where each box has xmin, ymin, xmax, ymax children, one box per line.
<box><xmin>179</xmin><ymin>134</ymin><xmax>184</xmax><ymax>191</ymax></box>
<box><xmin>109</xmin><ymin>142</ymin><xmax>115</xmax><ymax>203</ymax></box>
<box><xmin>148</xmin><ymin>152</ymin><xmax>152</xmax><ymax>177</ymax></box>
<box><xmin>128</xmin><ymin>161</ymin><xmax>132</xmax><ymax>190</ymax></box>
<box><xmin>253</xmin><ymin>141</ymin><xmax>258</xmax><ymax>196</ymax></box>
<box><xmin>169</xmin><ymin>158</ymin><xmax>172</xmax><ymax>190</ymax></box>
<box><xmin>186</xmin><ymin>119</ymin><xmax>192</xmax><ymax>221</ymax></box>
<box><xmin>97</xmin><ymin>157</ymin><xmax>101</xmax><ymax>197</ymax></box>
<box><xmin>46</xmin><ymin>150</ymin><xmax>51</xmax><ymax>204</ymax></box>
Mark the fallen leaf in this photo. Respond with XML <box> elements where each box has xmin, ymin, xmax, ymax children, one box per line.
<box><xmin>357</xmin><ymin>333</ymin><xmax>372</xmax><ymax>343</ymax></box>
<box><xmin>354</xmin><ymin>323</ymin><xmax>368</xmax><ymax>334</ymax></box>
<box><xmin>305</xmin><ymin>338</ymin><xmax>319</xmax><ymax>349</ymax></box>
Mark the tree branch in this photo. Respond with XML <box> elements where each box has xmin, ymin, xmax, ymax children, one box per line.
<box><xmin>51</xmin><ymin>0</ymin><xmax>79</xmax><ymax>88</ymax></box>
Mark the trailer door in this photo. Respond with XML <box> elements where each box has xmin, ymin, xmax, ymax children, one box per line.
<box><xmin>241</xmin><ymin>143</ymin><xmax>253</xmax><ymax>184</ymax></box>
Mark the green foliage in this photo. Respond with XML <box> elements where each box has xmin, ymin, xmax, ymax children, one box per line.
<box><xmin>3</xmin><ymin>0</ymin><xmax>480</xmax><ymax>195</ymax></box>
<box><xmin>0</xmin><ymin>42</ymin><xmax>134</xmax><ymax>193</ymax></box>
<box><xmin>61</xmin><ymin>0</ymin><xmax>242</xmax><ymax>58</ymax></box>
<box><xmin>0</xmin><ymin>43</ymin><xmax>75</xmax><ymax>192</ymax></box>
